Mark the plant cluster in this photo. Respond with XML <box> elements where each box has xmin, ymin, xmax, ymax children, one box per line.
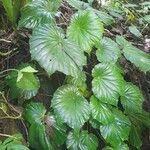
<box><xmin>0</xmin><ymin>0</ymin><xmax>150</xmax><ymax>150</ymax></box>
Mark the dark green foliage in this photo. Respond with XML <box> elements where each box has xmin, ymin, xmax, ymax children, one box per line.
<box><xmin>1</xmin><ymin>0</ymin><xmax>150</xmax><ymax>150</ymax></box>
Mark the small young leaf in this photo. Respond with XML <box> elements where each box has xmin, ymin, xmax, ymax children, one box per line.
<box><xmin>67</xmin><ymin>10</ymin><xmax>104</xmax><ymax>53</ymax></box>
<box><xmin>17</xmin><ymin>71</ymin><xmax>23</xmax><ymax>82</ymax></box>
<box><xmin>129</xmin><ymin>25</ymin><xmax>142</xmax><ymax>37</ymax></box>
<box><xmin>20</xmin><ymin>66</ymin><xmax>38</xmax><ymax>73</ymax></box>
<box><xmin>6</xmin><ymin>67</ymin><xmax>40</xmax><ymax>100</ymax></box>
<box><xmin>51</xmin><ymin>85</ymin><xmax>90</xmax><ymax>129</ymax></box>
<box><xmin>96</xmin><ymin>37</ymin><xmax>121</xmax><ymax>63</ymax></box>
<box><xmin>100</xmin><ymin>109</ymin><xmax>131</xmax><ymax>147</ymax></box>
<box><xmin>67</xmin><ymin>130</ymin><xmax>98</xmax><ymax>150</ymax></box>
<box><xmin>92</xmin><ymin>63</ymin><xmax>124</xmax><ymax>106</ymax></box>
<box><xmin>90</xmin><ymin>96</ymin><xmax>114</xmax><ymax>124</ymax></box>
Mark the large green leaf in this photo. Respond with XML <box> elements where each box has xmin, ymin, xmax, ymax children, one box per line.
<box><xmin>67</xmin><ymin>10</ymin><xmax>103</xmax><ymax>53</ymax></box>
<box><xmin>51</xmin><ymin>85</ymin><xmax>90</xmax><ymax>128</ymax></box>
<box><xmin>6</xmin><ymin>66</ymin><xmax>40</xmax><ymax>100</ymax></box>
<box><xmin>19</xmin><ymin>0</ymin><xmax>61</xmax><ymax>29</ymax></box>
<box><xmin>116</xmin><ymin>36</ymin><xmax>150</xmax><ymax>73</ymax></box>
<box><xmin>28</xmin><ymin>123</ymin><xmax>53</xmax><ymax>150</ymax></box>
<box><xmin>121</xmin><ymin>82</ymin><xmax>144</xmax><ymax>113</ymax></box>
<box><xmin>90</xmin><ymin>96</ymin><xmax>114</xmax><ymax>124</ymax></box>
<box><xmin>67</xmin><ymin>130</ymin><xmax>98</xmax><ymax>150</ymax></box>
<box><xmin>96</xmin><ymin>37</ymin><xmax>121</xmax><ymax>63</ymax></box>
<box><xmin>66</xmin><ymin>0</ymin><xmax>114</xmax><ymax>25</ymax></box>
<box><xmin>23</xmin><ymin>102</ymin><xmax>46</xmax><ymax>124</ymax></box>
<box><xmin>30</xmin><ymin>24</ymin><xmax>86</xmax><ymax>77</ymax></box>
<box><xmin>92</xmin><ymin>63</ymin><xmax>124</xmax><ymax>106</ymax></box>
<box><xmin>100</xmin><ymin>110</ymin><xmax>131</xmax><ymax>147</ymax></box>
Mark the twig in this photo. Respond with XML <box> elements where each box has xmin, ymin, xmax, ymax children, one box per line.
<box><xmin>0</xmin><ymin>133</ymin><xmax>14</xmax><ymax>138</ymax></box>
<box><xmin>0</xmin><ymin>39</ymin><xmax>11</xmax><ymax>43</ymax></box>
<box><xmin>0</xmin><ymin>50</ymin><xmax>12</xmax><ymax>56</ymax></box>
<box><xmin>0</xmin><ymin>69</ymin><xmax>18</xmax><ymax>75</ymax></box>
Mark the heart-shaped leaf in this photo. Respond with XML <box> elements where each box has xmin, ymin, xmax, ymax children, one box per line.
<box><xmin>51</xmin><ymin>85</ymin><xmax>90</xmax><ymax>128</ymax></box>
<box><xmin>30</xmin><ymin>24</ymin><xmax>86</xmax><ymax>77</ymax></box>
<box><xmin>92</xmin><ymin>63</ymin><xmax>124</xmax><ymax>106</ymax></box>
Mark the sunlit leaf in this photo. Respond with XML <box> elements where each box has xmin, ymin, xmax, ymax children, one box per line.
<box><xmin>67</xmin><ymin>10</ymin><xmax>103</xmax><ymax>53</ymax></box>
<box><xmin>30</xmin><ymin>24</ymin><xmax>86</xmax><ymax>77</ymax></box>
<box><xmin>92</xmin><ymin>63</ymin><xmax>124</xmax><ymax>106</ymax></box>
<box><xmin>51</xmin><ymin>85</ymin><xmax>90</xmax><ymax>128</ymax></box>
